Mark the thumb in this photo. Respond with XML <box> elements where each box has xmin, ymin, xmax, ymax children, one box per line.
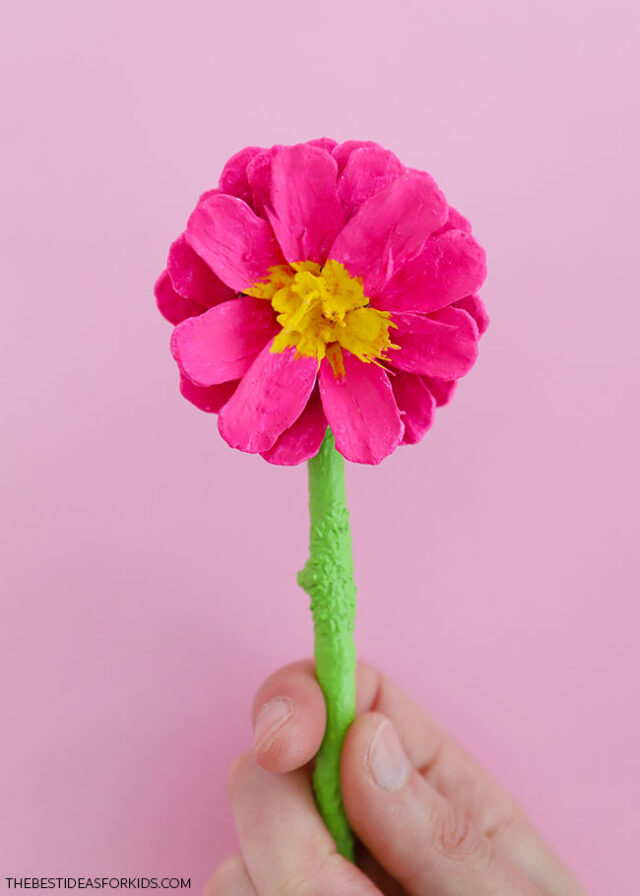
<box><xmin>341</xmin><ymin>712</ymin><xmax>541</xmax><ymax>896</ymax></box>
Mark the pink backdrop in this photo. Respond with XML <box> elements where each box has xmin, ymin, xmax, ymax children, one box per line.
<box><xmin>1</xmin><ymin>1</ymin><xmax>639</xmax><ymax>893</ymax></box>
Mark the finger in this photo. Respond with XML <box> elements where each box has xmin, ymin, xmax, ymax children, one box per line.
<box><xmin>252</xmin><ymin>657</ymin><xmax>506</xmax><ymax>795</ymax></box>
<box><xmin>354</xmin><ymin>661</ymin><xmax>518</xmax><ymax>821</ymax></box>
<box><xmin>356</xmin><ymin>666</ymin><xmax>584</xmax><ymax>893</ymax></box>
<box><xmin>342</xmin><ymin>712</ymin><xmax>543</xmax><ymax>896</ymax></box>
<box><xmin>260</xmin><ymin>659</ymin><xmax>575</xmax><ymax>893</ymax></box>
<box><xmin>230</xmin><ymin>751</ymin><xmax>381</xmax><ymax>896</ymax></box>
<box><xmin>252</xmin><ymin>659</ymin><xmax>326</xmax><ymax>773</ymax></box>
<box><xmin>205</xmin><ymin>855</ymin><xmax>257</xmax><ymax>896</ymax></box>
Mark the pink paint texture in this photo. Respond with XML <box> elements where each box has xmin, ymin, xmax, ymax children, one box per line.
<box><xmin>1</xmin><ymin>1</ymin><xmax>639</xmax><ymax>894</ymax></box>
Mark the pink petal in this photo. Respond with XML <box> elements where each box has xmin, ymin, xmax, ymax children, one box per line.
<box><xmin>391</xmin><ymin>371</ymin><xmax>436</xmax><ymax>445</ymax></box>
<box><xmin>198</xmin><ymin>187</ymin><xmax>219</xmax><ymax>204</ymax></box>
<box><xmin>375</xmin><ymin>230</ymin><xmax>487</xmax><ymax>313</ymax></box>
<box><xmin>260</xmin><ymin>389</ymin><xmax>327</xmax><ymax>465</ymax></box>
<box><xmin>218</xmin><ymin>342</ymin><xmax>318</xmax><ymax>454</ymax></box>
<box><xmin>337</xmin><ymin>146</ymin><xmax>405</xmax><ymax>219</ymax></box>
<box><xmin>218</xmin><ymin>146</ymin><xmax>264</xmax><ymax>206</ymax></box>
<box><xmin>329</xmin><ymin>172</ymin><xmax>448</xmax><ymax>296</ymax></box>
<box><xmin>267</xmin><ymin>144</ymin><xmax>344</xmax><ymax>264</ymax></box>
<box><xmin>318</xmin><ymin>353</ymin><xmax>404</xmax><ymax>465</ymax></box>
<box><xmin>171</xmin><ymin>296</ymin><xmax>277</xmax><ymax>386</ymax></box>
<box><xmin>246</xmin><ymin>146</ymin><xmax>282</xmax><ymax>216</ymax></box>
<box><xmin>455</xmin><ymin>294</ymin><xmax>490</xmax><ymax>335</ymax></box>
<box><xmin>422</xmin><ymin>376</ymin><xmax>457</xmax><ymax>406</ymax></box>
<box><xmin>332</xmin><ymin>140</ymin><xmax>381</xmax><ymax>174</ymax></box>
<box><xmin>307</xmin><ymin>137</ymin><xmax>338</xmax><ymax>153</ymax></box>
<box><xmin>155</xmin><ymin>270</ymin><xmax>203</xmax><ymax>325</ymax></box>
<box><xmin>179</xmin><ymin>375</ymin><xmax>238</xmax><ymax>413</ymax></box>
<box><xmin>433</xmin><ymin>205</ymin><xmax>472</xmax><ymax>236</ymax></box>
<box><xmin>389</xmin><ymin>307</ymin><xmax>479</xmax><ymax>379</ymax></box>
<box><xmin>186</xmin><ymin>193</ymin><xmax>284</xmax><ymax>292</ymax></box>
<box><xmin>168</xmin><ymin>234</ymin><xmax>234</xmax><ymax>308</ymax></box>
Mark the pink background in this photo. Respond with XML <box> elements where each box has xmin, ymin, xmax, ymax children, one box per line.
<box><xmin>1</xmin><ymin>1</ymin><xmax>639</xmax><ymax>892</ymax></box>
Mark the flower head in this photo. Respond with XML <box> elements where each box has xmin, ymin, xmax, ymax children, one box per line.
<box><xmin>156</xmin><ymin>139</ymin><xmax>488</xmax><ymax>465</ymax></box>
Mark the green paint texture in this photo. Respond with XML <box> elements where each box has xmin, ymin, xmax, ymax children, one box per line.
<box><xmin>298</xmin><ymin>428</ymin><xmax>357</xmax><ymax>861</ymax></box>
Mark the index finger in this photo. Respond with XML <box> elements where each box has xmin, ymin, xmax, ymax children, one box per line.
<box><xmin>252</xmin><ymin>657</ymin><xmax>453</xmax><ymax>775</ymax></box>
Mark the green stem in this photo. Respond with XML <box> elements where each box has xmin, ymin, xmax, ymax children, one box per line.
<box><xmin>298</xmin><ymin>429</ymin><xmax>357</xmax><ymax>861</ymax></box>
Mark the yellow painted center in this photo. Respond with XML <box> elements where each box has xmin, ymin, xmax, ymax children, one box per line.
<box><xmin>246</xmin><ymin>259</ymin><xmax>397</xmax><ymax>377</ymax></box>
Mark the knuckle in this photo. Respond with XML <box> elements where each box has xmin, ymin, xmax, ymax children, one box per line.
<box><xmin>204</xmin><ymin>856</ymin><xmax>245</xmax><ymax>896</ymax></box>
<box><xmin>431</xmin><ymin>798</ymin><xmax>485</xmax><ymax>862</ymax></box>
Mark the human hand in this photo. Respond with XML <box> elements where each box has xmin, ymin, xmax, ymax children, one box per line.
<box><xmin>208</xmin><ymin>660</ymin><xmax>586</xmax><ymax>895</ymax></box>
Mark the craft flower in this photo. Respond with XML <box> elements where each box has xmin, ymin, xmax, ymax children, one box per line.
<box><xmin>155</xmin><ymin>138</ymin><xmax>490</xmax><ymax>859</ymax></box>
<box><xmin>155</xmin><ymin>139</ymin><xmax>488</xmax><ymax>464</ymax></box>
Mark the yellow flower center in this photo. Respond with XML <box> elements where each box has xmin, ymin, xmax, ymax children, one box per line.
<box><xmin>246</xmin><ymin>259</ymin><xmax>397</xmax><ymax>378</ymax></box>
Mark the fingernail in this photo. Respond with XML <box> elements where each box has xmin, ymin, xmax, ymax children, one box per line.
<box><xmin>253</xmin><ymin>697</ymin><xmax>293</xmax><ymax>751</ymax></box>
<box><xmin>368</xmin><ymin>719</ymin><xmax>410</xmax><ymax>792</ymax></box>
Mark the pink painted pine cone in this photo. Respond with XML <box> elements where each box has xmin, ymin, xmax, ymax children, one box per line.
<box><xmin>156</xmin><ymin>139</ymin><xmax>488</xmax><ymax>465</ymax></box>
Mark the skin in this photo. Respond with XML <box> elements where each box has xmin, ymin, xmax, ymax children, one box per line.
<box><xmin>207</xmin><ymin>660</ymin><xmax>587</xmax><ymax>896</ymax></box>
